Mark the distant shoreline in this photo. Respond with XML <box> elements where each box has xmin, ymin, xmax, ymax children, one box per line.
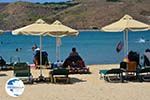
<box><xmin>79</xmin><ymin>29</ymin><xmax>100</xmax><ymax>32</ymax></box>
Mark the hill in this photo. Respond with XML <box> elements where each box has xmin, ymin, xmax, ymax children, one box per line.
<box><xmin>0</xmin><ymin>0</ymin><xmax>149</xmax><ymax>30</ymax></box>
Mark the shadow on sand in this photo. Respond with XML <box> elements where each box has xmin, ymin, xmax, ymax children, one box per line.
<box><xmin>0</xmin><ymin>73</ymin><xmax>7</xmax><ymax>77</ymax></box>
<box><xmin>25</xmin><ymin>77</ymin><xmax>86</xmax><ymax>85</ymax></box>
<box><xmin>69</xmin><ymin>77</ymin><xmax>86</xmax><ymax>84</ymax></box>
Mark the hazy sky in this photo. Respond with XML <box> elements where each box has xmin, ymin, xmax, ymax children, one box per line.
<box><xmin>0</xmin><ymin>0</ymin><xmax>69</xmax><ymax>3</ymax></box>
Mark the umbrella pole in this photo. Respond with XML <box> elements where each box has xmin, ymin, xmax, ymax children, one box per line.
<box><xmin>39</xmin><ymin>35</ymin><xmax>43</xmax><ymax>78</ymax></box>
<box><xmin>124</xmin><ymin>29</ymin><xmax>128</xmax><ymax>56</ymax></box>
<box><xmin>58</xmin><ymin>44</ymin><xmax>60</xmax><ymax>61</ymax></box>
<box><xmin>126</xmin><ymin>29</ymin><xmax>128</xmax><ymax>55</ymax></box>
<box><xmin>123</xmin><ymin>30</ymin><xmax>126</xmax><ymax>56</ymax></box>
<box><xmin>56</xmin><ymin>37</ymin><xmax>61</xmax><ymax>61</ymax></box>
<box><xmin>56</xmin><ymin>38</ymin><xmax>58</xmax><ymax>61</ymax></box>
<box><xmin>58</xmin><ymin>38</ymin><xmax>61</xmax><ymax>61</ymax></box>
<box><xmin>123</xmin><ymin>29</ymin><xmax>128</xmax><ymax>56</ymax></box>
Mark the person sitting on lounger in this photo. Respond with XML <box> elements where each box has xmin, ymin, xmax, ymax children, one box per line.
<box><xmin>63</xmin><ymin>47</ymin><xmax>85</xmax><ymax>68</ymax></box>
<box><xmin>69</xmin><ymin>47</ymin><xmax>79</xmax><ymax>57</ymax></box>
<box><xmin>33</xmin><ymin>49</ymin><xmax>49</xmax><ymax>67</ymax></box>
<box><xmin>127</xmin><ymin>51</ymin><xmax>139</xmax><ymax>65</ymax></box>
<box><xmin>144</xmin><ymin>49</ymin><xmax>150</xmax><ymax>66</ymax></box>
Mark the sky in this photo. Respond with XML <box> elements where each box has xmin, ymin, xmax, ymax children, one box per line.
<box><xmin>0</xmin><ymin>0</ymin><xmax>70</xmax><ymax>3</ymax></box>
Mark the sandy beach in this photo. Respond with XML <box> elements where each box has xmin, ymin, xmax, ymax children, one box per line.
<box><xmin>0</xmin><ymin>64</ymin><xmax>150</xmax><ymax>100</ymax></box>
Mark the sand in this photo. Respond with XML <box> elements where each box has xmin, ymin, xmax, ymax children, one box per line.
<box><xmin>0</xmin><ymin>64</ymin><xmax>150</xmax><ymax>100</ymax></box>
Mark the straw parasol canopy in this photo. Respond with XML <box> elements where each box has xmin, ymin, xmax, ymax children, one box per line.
<box><xmin>12</xmin><ymin>19</ymin><xmax>53</xmax><ymax>78</ymax></box>
<box><xmin>101</xmin><ymin>14</ymin><xmax>149</xmax><ymax>56</ymax></box>
<box><xmin>48</xmin><ymin>20</ymin><xmax>79</xmax><ymax>61</ymax></box>
<box><xmin>12</xmin><ymin>19</ymin><xmax>53</xmax><ymax>35</ymax></box>
<box><xmin>47</xmin><ymin>20</ymin><xmax>79</xmax><ymax>37</ymax></box>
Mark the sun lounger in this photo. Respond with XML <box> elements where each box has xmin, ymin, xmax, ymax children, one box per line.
<box><xmin>137</xmin><ymin>67</ymin><xmax>150</xmax><ymax>82</ymax></box>
<box><xmin>100</xmin><ymin>68</ymin><xmax>124</xmax><ymax>83</ymax></box>
<box><xmin>99</xmin><ymin>62</ymin><xmax>127</xmax><ymax>83</ymax></box>
<box><xmin>0</xmin><ymin>65</ymin><xmax>13</xmax><ymax>71</ymax></box>
<box><xmin>99</xmin><ymin>69</ymin><xmax>108</xmax><ymax>79</ymax></box>
<box><xmin>49</xmin><ymin>68</ymin><xmax>69</xmax><ymax>83</ymax></box>
<box><xmin>124</xmin><ymin>61</ymin><xmax>138</xmax><ymax>80</ymax></box>
<box><xmin>63</xmin><ymin>56</ymin><xmax>90</xmax><ymax>74</ymax></box>
<box><xmin>69</xmin><ymin>60</ymin><xmax>90</xmax><ymax>74</ymax></box>
<box><xmin>69</xmin><ymin>67</ymin><xmax>90</xmax><ymax>74</ymax></box>
<box><xmin>100</xmin><ymin>61</ymin><xmax>150</xmax><ymax>82</ymax></box>
<box><xmin>13</xmin><ymin>62</ymin><xmax>33</xmax><ymax>84</ymax></box>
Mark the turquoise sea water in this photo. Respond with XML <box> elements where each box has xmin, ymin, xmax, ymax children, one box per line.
<box><xmin>0</xmin><ymin>31</ymin><xmax>149</xmax><ymax>65</ymax></box>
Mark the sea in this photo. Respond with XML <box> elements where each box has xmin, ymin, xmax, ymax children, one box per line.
<box><xmin>0</xmin><ymin>30</ymin><xmax>149</xmax><ymax>65</ymax></box>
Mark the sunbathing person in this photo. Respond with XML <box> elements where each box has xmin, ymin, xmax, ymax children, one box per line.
<box><xmin>127</xmin><ymin>51</ymin><xmax>139</xmax><ymax>65</ymax></box>
<box><xmin>69</xmin><ymin>47</ymin><xmax>79</xmax><ymax>57</ymax></box>
<box><xmin>63</xmin><ymin>48</ymin><xmax>85</xmax><ymax>68</ymax></box>
<box><xmin>33</xmin><ymin>49</ymin><xmax>49</xmax><ymax>67</ymax></box>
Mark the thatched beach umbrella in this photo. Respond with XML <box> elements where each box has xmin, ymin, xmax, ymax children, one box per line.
<box><xmin>12</xmin><ymin>19</ymin><xmax>54</xmax><ymax>79</ymax></box>
<box><xmin>101</xmin><ymin>14</ymin><xmax>149</xmax><ymax>56</ymax></box>
<box><xmin>47</xmin><ymin>20</ymin><xmax>79</xmax><ymax>61</ymax></box>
